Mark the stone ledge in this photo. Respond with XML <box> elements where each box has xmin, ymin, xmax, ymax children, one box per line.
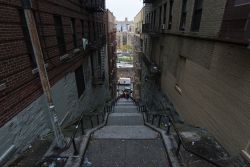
<box><xmin>32</xmin><ymin>63</ymin><xmax>49</xmax><ymax>74</ymax></box>
<box><xmin>59</xmin><ymin>54</ymin><xmax>71</xmax><ymax>61</ymax></box>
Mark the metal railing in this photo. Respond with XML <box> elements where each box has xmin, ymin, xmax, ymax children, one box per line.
<box><xmin>69</xmin><ymin>99</ymin><xmax>116</xmax><ymax>155</ymax></box>
<box><xmin>138</xmin><ymin>104</ymin><xmax>225</xmax><ymax>167</ymax></box>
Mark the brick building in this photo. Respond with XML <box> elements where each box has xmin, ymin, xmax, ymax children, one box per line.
<box><xmin>137</xmin><ymin>0</ymin><xmax>250</xmax><ymax>159</ymax></box>
<box><xmin>0</xmin><ymin>0</ymin><xmax>111</xmax><ymax>163</ymax></box>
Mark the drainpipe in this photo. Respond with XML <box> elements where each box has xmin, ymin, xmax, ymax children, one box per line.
<box><xmin>241</xmin><ymin>140</ymin><xmax>250</xmax><ymax>163</ymax></box>
<box><xmin>22</xmin><ymin>0</ymin><xmax>66</xmax><ymax>148</ymax></box>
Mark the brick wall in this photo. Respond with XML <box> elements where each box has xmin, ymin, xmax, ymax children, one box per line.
<box><xmin>0</xmin><ymin>0</ymin><xmax>107</xmax><ymax>127</ymax></box>
<box><xmin>148</xmin><ymin>0</ymin><xmax>227</xmax><ymax>38</ymax></box>
<box><xmin>150</xmin><ymin>34</ymin><xmax>250</xmax><ymax>155</ymax></box>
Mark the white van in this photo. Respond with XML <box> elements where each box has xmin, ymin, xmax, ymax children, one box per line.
<box><xmin>118</xmin><ymin>78</ymin><xmax>131</xmax><ymax>85</ymax></box>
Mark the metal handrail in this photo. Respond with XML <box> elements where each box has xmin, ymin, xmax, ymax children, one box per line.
<box><xmin>139</xmin><ymin>104</ymin><xmax>224</xmax><ymax>167</ymax></box>
<box><xmin>69</xmin><ymin>98</ymin><xmax>117</xmax><ymax>155</ymax></box>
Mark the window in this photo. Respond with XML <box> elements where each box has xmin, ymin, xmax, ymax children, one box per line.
<box><xmin>98</xmin><ymin>51</ymin><xmax>102</xmax><ymax>66</ymax></box>
<box><xmin>191</xmin><ymin>0</ymin><xmax>203</xmax><ymax>32</ymax></box>
<box><xmin>81</xmin><ymin>20</ymin><xmax>84</xmax><ymax>38</ymax></box>
<box><xmin>90</xmin><ymin>54</ymin><xmax>94</xmax><ymax>77</ymax></box>
<box><xmin>87</xmin><ymin>21</ymin><xmax>91</xmax><ymax>40</ymax></box>
<box><xmin>179</xmin><ymin>0</ymin><xmax>188</xmax><ymax>31</ymax></box>
<box><xmin>168</xmin><ymin>0</ymin><xmax>174</xmax><ymax>30</ymax></box>
<box><xmin>93</xmin><ymin>22</ymin><xmax>96</xmax><ymax>40</ymax></box>
<box><xmin>163</xmin><ymin>3</ymin><xmax>167</xmax><ymax>24</ymax></box>
<box><xmin>75</xmin><ymin>65</ymin><xmax>85</xmax><ymax>97</ymax></box>
<box><xmin>19</xmin><ymin>10</ymin><xmax>37</xmax><ymax>68</ymax></box>
<box><xmin>159</xmin><ymin>6</ymin><xmax>162</xmax><ymax>28</ymax></box>
<box><xmin>153</xmin><ymin>10</ymin><xmax>156</xmax><ymax>29</ymax></box>
<box><xmin>54</xmin><ymin>15</ymin><xmax>66</xmax><ymax>55</ymax></box>
<box><xmin>151</xmin><ymin>12</ymin><xmax>154</xmax><ymax>28</ymax></box>
<box><xmin>71</xmin><ymin>18</ymin><xmax>77</xmax><ymax>48</ymax></box>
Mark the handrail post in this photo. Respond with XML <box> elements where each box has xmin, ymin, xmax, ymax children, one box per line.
<box><xmin>152</xmin><ymin>115</ymin><xmax>155</xmax><ymax>125</ymax></box>
<box><xmin>72</xmin><ymin>137</ymin><xmax>79</xmax><ymax>155</ymax></box>
<box><xmin>167</xmin><ymin>117</ymin><xmax>171</xmax><ymax>135</ymax></box>
<box><xmin>96</xmin><ymin>115</ymin><xmax>99</xmax><ymax>125</ymax></box>
<box><xmin>90</xmin><ymin>116</ymin><xmax>94</xmax><ymax>128</ymax></box>
<box><xmin>158</xmin><ymin>115</ymin><xmax>162</xmax><ymax>127</ymax></box>
<box><xmin>176</xmin><ymin>139</ymin><xmax>181</xmax><ymax>156</ymax></box>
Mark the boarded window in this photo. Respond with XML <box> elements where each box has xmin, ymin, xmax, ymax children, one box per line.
<box><xmin>75</xmin><ymin>65</ymin><xmax>85</xmax><ymax>97</ymax></box>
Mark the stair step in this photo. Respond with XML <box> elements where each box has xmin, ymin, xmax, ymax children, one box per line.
<box><xmin>108</xmin><ymin>113</ymin><xmax>143</xmax><ymax>126</ymax></box>
<box><xmin>93</xmin><ymin>126</ymin><xmax>159</xmax><ymax>139</ymax></box>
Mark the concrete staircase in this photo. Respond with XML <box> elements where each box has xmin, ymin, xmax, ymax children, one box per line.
<box><xmin>84</xmin><ymin>98</ymin><xmax>171</xmax><ymax>167</ymax></box>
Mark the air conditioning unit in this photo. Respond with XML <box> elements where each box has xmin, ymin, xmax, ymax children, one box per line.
<box><xmin>161</xmin><ymin>24</ymin><xmax>166</xmax><ymax>30</ymax></box>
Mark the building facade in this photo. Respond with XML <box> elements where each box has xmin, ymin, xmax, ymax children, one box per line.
<box><xmin>107</xmin><ymin>10</ymin><xmax>117</xmax><ymax>97</ymax></box>
<box><xmin>116</xmin><ymin>18</ymin><xmax>135</xmax><ymax>50</ymax></box>
<box><xmin>140</xmin><ymin>0</ymin><xmax>250</xmax><ymax>159</ymax></box>
<box><xmin>0</xmin><ymin>0</ymin><xmax>111</xmax><ymax>163</ymax></box>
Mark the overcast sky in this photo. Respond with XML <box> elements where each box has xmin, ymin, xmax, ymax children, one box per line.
<box><xmin>106</xmin><ymin>0</ymin><xmax>143</xmax><ymax>21</ymax></box>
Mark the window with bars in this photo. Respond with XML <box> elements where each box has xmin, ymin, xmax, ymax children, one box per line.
<box><xmin>75</xmin><ymin>65</ymin><xmax>85</xmax><ymax>98</ymax></box>
<box><xmin>163</xmin><ymin>3</ymin><xmax>167</xmax><ymax>24</ymax></box>
<box><xmin>179</xmin><ymin>0</ymin><xmax>188</xmax><ymax>31</ymax></box>
<box><xmin>54</xmin><ymin>15</ymin><xmax>66</xmax><ymax>55</ymax></box>
<box><xmin>19</xmin><ymin>10</ymin><xmax>37</xmax><ymax>68</ymax></box>
<box><xmin>71</xmin><ymin>18</ymin><xmax>77</xmax><ymax>48</ymax></box>
<box><xmin>191</xmin><ymin>0</ymin><xmax>203</xmax><ymax>31</ymax></box>
<box><xmin>168</xmin><ymin>0</ymin><xmax>174</xmax><ymax>30</ymax></box>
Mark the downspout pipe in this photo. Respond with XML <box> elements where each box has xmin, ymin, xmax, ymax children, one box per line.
<box><xmin>21</xmin><ymin>0</ymin><xmax>66</xmax><ymax>149</ymax></box>
<box><xmin>0</xmin><ymin>145</ymin><xmax>16</xmax><ymax>166</ymax></box>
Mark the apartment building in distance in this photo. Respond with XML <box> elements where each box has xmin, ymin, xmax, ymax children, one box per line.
<box><xmin>0</xmin><ymin>0</ymin><xmax>111</xmax><ymax>163</ymax></box>
<box><xmin>116</xmin><ymin>18</ymin><xmax>135</xmax><ymax>49</ymax></box>
<box><xmin>107</xmin><ymin>10</ymin><xmax>117</xmax><ymax>97</ymax></box>
<box><xmin>137</xmin><ymin>0</ymin><xmax>250</xmax><ymax>159</ymax></box>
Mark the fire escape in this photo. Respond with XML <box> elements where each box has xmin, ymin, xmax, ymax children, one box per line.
<box><xmin>84</xmin><ymin>0</ymin><xmax>107</xmax><ymax>86</ymax></box>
